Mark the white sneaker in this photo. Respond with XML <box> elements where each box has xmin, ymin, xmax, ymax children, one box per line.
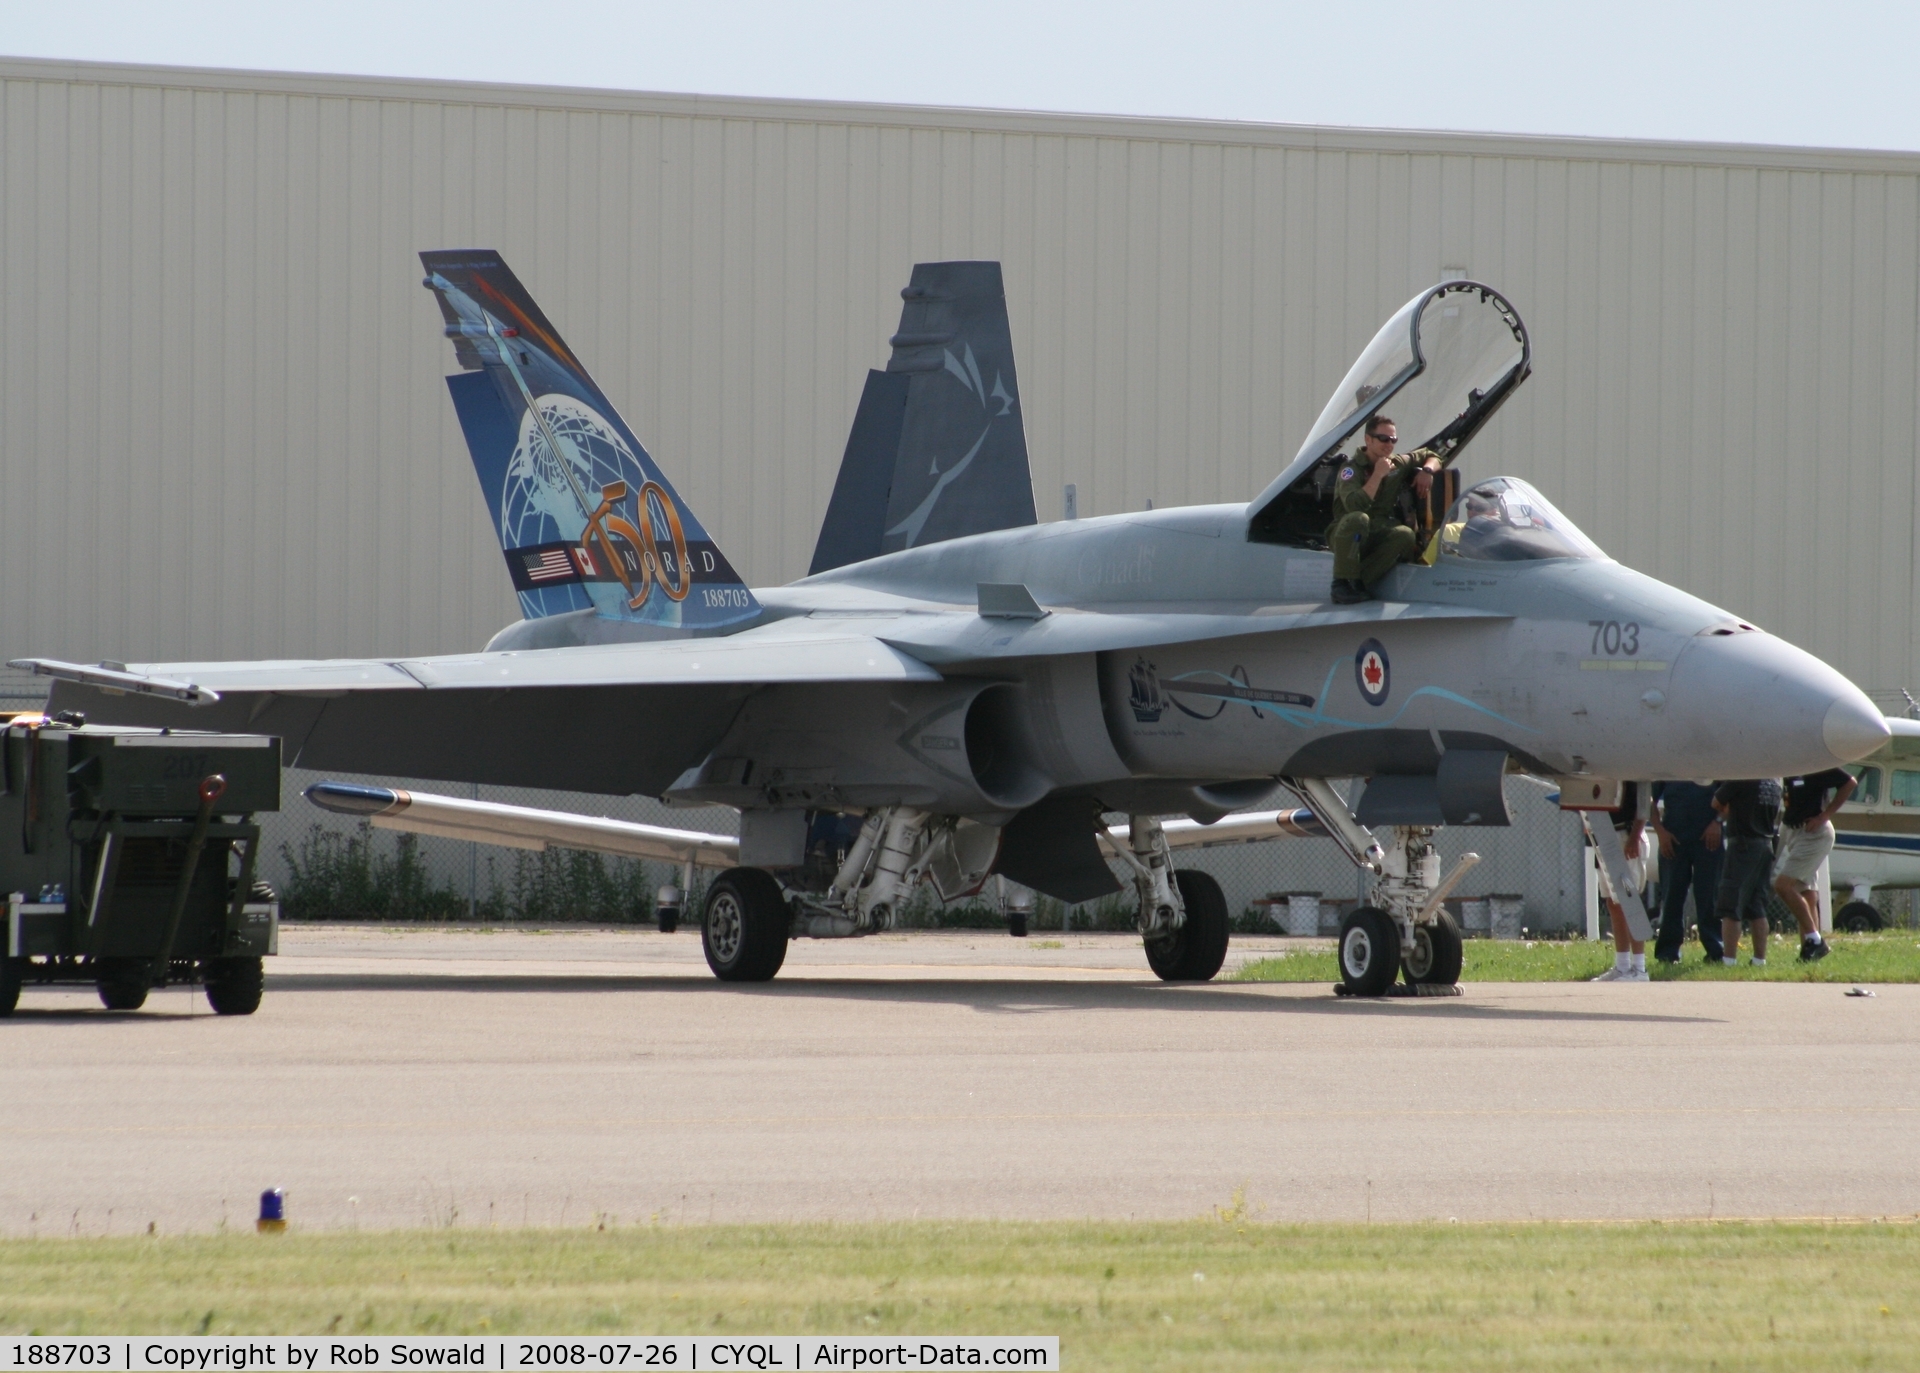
<box><xmin>1620</xmin><ymin>967</ymin><xmax>1650</xmax><ymax>982</ymax></box>
<box><xmin>1590</xmin><ymin>966</ymin><xmax>1626</xmax><ymax>982</ymax></box>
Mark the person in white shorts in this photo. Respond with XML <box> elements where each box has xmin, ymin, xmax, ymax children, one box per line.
<box><xmin>1774</xmin><ymin>767</ymin><xmax>1855</xmax><ymax>963</ymax></box>
<box><xmin>1588</xmin><ymin>782</ymin><xmax>1652</xmax><ymax>982</ymax></box>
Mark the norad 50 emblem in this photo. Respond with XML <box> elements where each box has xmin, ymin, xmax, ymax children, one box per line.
<box><xmin>1354</xmin><ymin>638</ymin><xmax>1390</xmax><ymax>707</ymax></box>
<box><xmin>503</xmin><ymin>393</ymin><xmax>694</xmax><ymax>611</ymax></box>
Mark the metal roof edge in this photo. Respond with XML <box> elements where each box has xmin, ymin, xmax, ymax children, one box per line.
<box><xmin>3</xmin><ymin>53</ymin><xmax>1918</xmax><ymax>176</ymax></box>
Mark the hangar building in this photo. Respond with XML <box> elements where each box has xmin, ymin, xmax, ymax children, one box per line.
<box><xmin>3</xmin><ymin>56</ymin><xmax>1916</xmax><ymax>926</ymax></box>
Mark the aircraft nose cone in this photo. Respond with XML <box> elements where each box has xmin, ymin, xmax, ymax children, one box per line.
<box><xmin>1665</xmin><ymin>631</ymin><xmax>1884</xmax><ymax>778</ymax></box>
<box><xmin>1823</xmin><ymin>695</ymin><xmax>1892</xmax><ymax>763</ymax></box>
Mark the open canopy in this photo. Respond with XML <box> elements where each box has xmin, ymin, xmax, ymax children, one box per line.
<box><xmin>1247</xmin><ymin>281</ymin><xmax>1531</xmax><ymax>545</ymax></box>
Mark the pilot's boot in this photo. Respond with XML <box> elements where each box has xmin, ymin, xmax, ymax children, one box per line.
<box><xmin>1330</xmin><ymin>579</ymin><xmax>1372</xmax><ymax>605</ymax></box>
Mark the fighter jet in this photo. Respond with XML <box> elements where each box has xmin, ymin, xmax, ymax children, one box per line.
<box><xmin>17</xmin><ymin>254</ymin><xmax>1892</xmax><ymax>995</ymax></box>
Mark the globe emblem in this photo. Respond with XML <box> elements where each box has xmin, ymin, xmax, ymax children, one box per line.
<box><xmin>500</xmin><ymin>393</ymin><xmax>646</xmax><ymax>549</ymax></box>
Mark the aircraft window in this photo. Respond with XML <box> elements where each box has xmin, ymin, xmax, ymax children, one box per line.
<box><xmin>1435</xmin><ymin>478</ymin><xmax>1607</xmax><ymax>563</ymax></box>
<box><xmin>1890</xmin><ymin>770</ymin><xmax>1920</xmax><ymax>808</ymax></box>
<box><xmin>1845</xmin><ymin>765</ymin><xmax>1881</xmax><ymax>806</ymax></box>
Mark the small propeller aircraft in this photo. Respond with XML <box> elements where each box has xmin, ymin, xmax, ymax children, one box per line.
<box><xmin>17</xmin><ymin>255</ymin><xmax>1890</xmax><ymax>995</ymax></box>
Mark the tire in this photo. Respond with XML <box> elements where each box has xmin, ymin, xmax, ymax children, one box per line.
<box><xmin>96</xmin><ymin>958</ymin><xmax>151</xmax><ymax>1011</ymax></box>
<box><xmin>1144</xmin><ymin>870</ymin><xmax>1231</xmax><ymax>982</ymax></box>
<box><xmin>0</xmin><ymin>958</ymin><xmax>22</xmax><ymax>1017</ymax></box>
<box><xmin>202</xmin><ymin>956</ymin><xmax>264</xmax><ymax>1016</ymax></box>
<box><xmin>1404</xmin><ymin>909</ymin><xmax>1464</xmax><ymax>986</ymax></box>
<box><xmin>1836</xmin><ymin>900</ymin><xmax>1883</xmax><ymax>934</ymax></box>
<box><xmin>1339</xmin><ymin>906</ymin><xmax>1401</xmax><ymax>997</ymax></box>
<box><xmin>1008</xmin><ymin>911</ymin><xmax>1028</xmax><ymax>938</ymax></box>
<box><xmin>701</xmin><ymin>868</ymin><xmax>791</xmax><ymax>982</ymax></box>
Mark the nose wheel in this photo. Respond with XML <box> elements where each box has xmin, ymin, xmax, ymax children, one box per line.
<box><xmin>1403</xmin><ymin>909</ymin><xmax>1464</xmax><ymax>986</ymax></box>
<box><xmin>1338</xmin><ymin>906</ymin><xmax>1401</xmax><ymax>996</ymax></box>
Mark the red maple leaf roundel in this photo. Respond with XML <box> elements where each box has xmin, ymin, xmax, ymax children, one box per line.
<box><xmin>1354</xmin><ymin>638</ymin><xmax>1390</xmax><ymax>705</ymax></box>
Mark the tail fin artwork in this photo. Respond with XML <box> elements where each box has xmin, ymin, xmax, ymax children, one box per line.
<box><xmin>808</xmin><ymin>262</ymin><xmax>1037</xmax><ymax>575</ymax></box>
<box><xmin>422</xmin><ymin>250</ymin><xmax>759</xmax><ymax>629</ymax></box>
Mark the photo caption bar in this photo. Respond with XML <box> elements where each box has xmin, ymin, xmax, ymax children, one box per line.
<box><xmin>1</xmin><ymin>1339</ymin><xmax>1059</xmax><ymax>1371</ymax></box>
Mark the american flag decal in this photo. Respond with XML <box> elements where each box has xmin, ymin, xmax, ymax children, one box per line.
<box><xmin>523</xmin><ymin>548</ymin><xmax>577</xmax><ymax>583</ymax></box>
<box><xmin>506</xmin><ymin>540</ymin><xmax>591</xmax><ymax>591</ymax></box>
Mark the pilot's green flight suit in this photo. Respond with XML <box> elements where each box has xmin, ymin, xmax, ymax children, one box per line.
<box><xmin>1327</xmin><ymin>448</ymin><xmax>1441</xmax><ymax>585</ymax></box>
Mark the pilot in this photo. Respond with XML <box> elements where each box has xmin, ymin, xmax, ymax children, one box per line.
<box><xmin>1327</xmin><ymin>417</ymin><xmax>1443</xmax><ymax>604</ymax></box>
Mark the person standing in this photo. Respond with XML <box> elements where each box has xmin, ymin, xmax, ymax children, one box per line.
<box><xmin>1651</xmin><ymin>780</ymin><xmax>1725</xmax><ymax>964</ymax></box>
<box><xmin>1774</xmin><ymin>768</ymin><xmax>1855</xmax><ymax>962</ymax></box>
<box><xmin>1713</xmin><ymin>778</ymin><xmax>1782</xmax><ymax>967</ymax></box>
<box><xmin>1326</xmin><ymin>417</ymin><xmax>1442</xmax><ymax>604</ymax></box>
<box><xmin>1589</xmin><ymin>781</ymin><xmax>1651</xmax><ymax>981</ymax></box>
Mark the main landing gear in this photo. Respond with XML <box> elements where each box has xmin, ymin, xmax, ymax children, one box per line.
<box><xmin>1113</xmin><ymin>815</ymin><xmax>1230</xmax><ymax>983</ymax></box>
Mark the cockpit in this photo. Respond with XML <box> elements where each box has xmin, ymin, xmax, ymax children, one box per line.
<box><xmin>1434</xmin><ymin>476</ymin><xmax>1605</xmax><ymax>563</ymax></box>
<box><xmin>1246</xmin><ymin>280</ymin><xmax>1537</xmax><ymax>551</ymax></box>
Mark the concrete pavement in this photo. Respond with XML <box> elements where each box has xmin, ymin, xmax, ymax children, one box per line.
<box><xmin>1</xmin><ymin>926</ymin><xmax>1914</xmax><ymax>1234</ymax></box>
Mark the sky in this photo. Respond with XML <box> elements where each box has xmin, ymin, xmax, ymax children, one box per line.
<box><xmin>2</xmin><ymin>0</ymin><xmax>1917</xmax><ymax>154</ymax></box>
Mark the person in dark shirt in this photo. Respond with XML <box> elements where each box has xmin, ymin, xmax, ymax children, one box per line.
<box><xmin>1712</xmin><ymin>779</ymin><xmax>1781</xmax><ymax>966</ymax></box>
<box><xmin>1773</xmin><ymin>767</ymin><xmax>1855</xmax><ymax>962</ymax></box>
<box><xmin>1652</xmin><ymin>781</ymin><xmax>1724</xmax><ymax>964</ymax></box>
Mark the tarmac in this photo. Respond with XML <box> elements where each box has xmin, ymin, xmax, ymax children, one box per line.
<box><xmin>2</xmin><ymin>925</ymin><xmax>1916</xmax><ymax>1235</ymax></box>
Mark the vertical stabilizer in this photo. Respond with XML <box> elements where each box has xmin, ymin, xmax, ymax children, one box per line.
<box><xmin>423</xmin><ymin>250</ymin><xmax>759</xmax><ymax>629</ymax></box>
<box><xmin>809</xmin><ymin>262</ymin><xmax>1037</xmax><ymax>574</ymax></box>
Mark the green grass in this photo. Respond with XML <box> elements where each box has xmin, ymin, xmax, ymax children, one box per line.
<box><xmin>1235</xmin><ymin>930</ymin><xmax>1920</xmax><ymax>983</ymax></box>
<box><xmin>3</xmin><ymin>1222</ymin><xmax>1917</xmax><ymax>1369</ymax></box>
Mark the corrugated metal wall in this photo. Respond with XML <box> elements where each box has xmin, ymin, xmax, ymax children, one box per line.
<box><xmin>4</xmin><ymin>57</ymin><xmax>1918</xmax><ymax>697</ymax></box>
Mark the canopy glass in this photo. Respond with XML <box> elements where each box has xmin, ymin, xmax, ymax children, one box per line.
<box><xmin>1434</xmin><ymin>477</ymin><xmax>1607</xmax><ymax>563</ymax></box>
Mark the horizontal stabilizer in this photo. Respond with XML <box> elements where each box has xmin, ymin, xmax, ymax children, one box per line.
<box><xmin>306</xmin><ymin>782</ymin><xmax>739</xmax><ymax>868</ymax></box>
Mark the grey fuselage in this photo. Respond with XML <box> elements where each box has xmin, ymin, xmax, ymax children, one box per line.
<box><xmin>490</xmin><ymin>492</ymin><xmax>1887</xmax><ymax>818</ymax></box>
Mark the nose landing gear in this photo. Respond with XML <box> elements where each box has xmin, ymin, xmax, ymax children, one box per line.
<box><xmin>1283</xmin><ymin>779</ymin><xmax>1479</xmax><ymax>998</ymax></box>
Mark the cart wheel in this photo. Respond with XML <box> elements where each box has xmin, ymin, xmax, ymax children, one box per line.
<box><xmin>0</xmin><ymin>957</ymin><xmax>22</xmax><ymax>1017</ymax></box>
<box><xmin>96</xmin><ymin>958</ymin><xmax>151</xmax><ymax>1012</ymax></box>
<box><xmin>202</xmin><ymin>956</ymin><xmax>264</xmax><ymax>1016</ymax></box>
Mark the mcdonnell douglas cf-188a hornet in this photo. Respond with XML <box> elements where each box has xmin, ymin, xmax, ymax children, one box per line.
<box><xmin>17</xmin><ymin>255</ymin><xmax>1894</xmax><ymax>995</ymax></box>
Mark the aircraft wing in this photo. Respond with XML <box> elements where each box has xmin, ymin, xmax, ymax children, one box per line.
<box><xmin>14</xmin><ymin>631</ymin><xmax>938</xmax><ymax>798</ymax></box>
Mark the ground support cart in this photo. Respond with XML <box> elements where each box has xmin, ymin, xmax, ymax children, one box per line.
<box><xmin>1</xmin><ymin>715</ymin><xmax>282</xmax><ymax>1016</ymax></box>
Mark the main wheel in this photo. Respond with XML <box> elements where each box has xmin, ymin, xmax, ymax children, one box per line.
<box><xmin>1144</xmin><ymin>870</ymin><xmax>1231</xmax><ymax>982</ymax></box>
<box><xmin>1008</xmin><ymin>911</ymin><xmax>1028</xmax><ymax>938</ymax></box>
<box><xmin>1338</xmin><ymin>906</ymin><xmax>1401</xmax><ymax>997</ymax></box>
<box><xmin>0</xmin><ymin>957</ymin><xmax>22</xmax><ymax>1017</ymax></box>
<box><xmin>1836</xmin><ymin>900</ymin><xmax>1883</xmax><ymax>933</ymax></box>
<box><xmin>1404</xmin><ymin>909</ymin><xmax>1464</xmax><ymax>986</ymax></box>
<box><xmin>202</xmin><ymin>956</ymin><xmax>264</xmax><ymax>1016</ymax></box>
<box><xmin>701</xmin><ymin>868</ymin><xmax>791</xmax><ymax>982</ymax></box>
<box><xmin>95</xmin><ymin>958</ymin><xmax>151</xmax><ymax>1011</ymax></box>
